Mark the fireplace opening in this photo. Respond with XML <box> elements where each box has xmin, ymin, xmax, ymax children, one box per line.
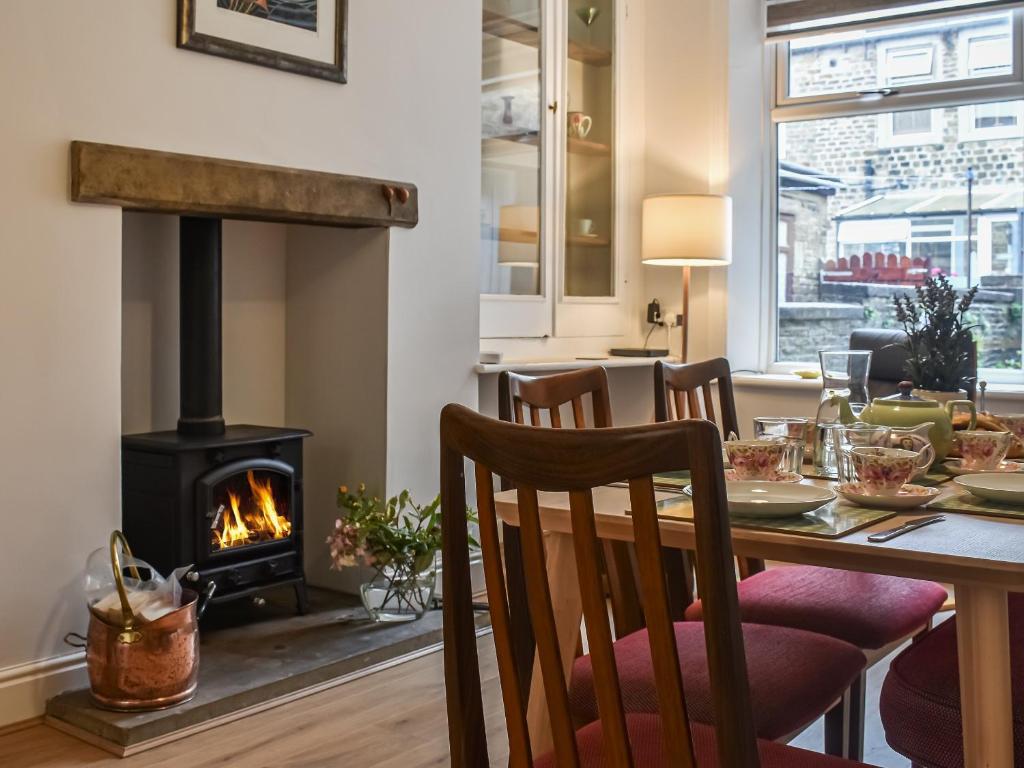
<box><xmin>207</xmin><ymin>467</ymin><xmax>293</xmax><ymax>553</ymax></box>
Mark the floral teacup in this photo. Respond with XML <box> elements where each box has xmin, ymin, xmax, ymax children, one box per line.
<box><xmin>725</xmin><ymin>439</ymin><xmax>787</xmax><ymax>481</ymax></box>
<box><xmin>956</xmin><ymin>430</ymin><xmax>1013</xmax><ymax>470</ymax></box>
<box><xmin>849</xmin><ymin>447</ymin><xmax>918</xmax><ymax>496</ymax></box>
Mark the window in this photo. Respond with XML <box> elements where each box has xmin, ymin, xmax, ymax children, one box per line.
<box><xmin>772</xmin><ymin>10</ymin><xmax>1024</xmax><ymax>377</ymax></box>
<box><xmin>959</xmin><ymin>28</ymin><xmax>1024</xmax><ymax>140</ymax></box>
<box><xmin>878</xmin><ymin>42</ymin><xmax>943</xmax><ymax>146</ymax></box>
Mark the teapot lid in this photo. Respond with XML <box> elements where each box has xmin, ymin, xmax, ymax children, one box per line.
<box><xmin>876</xmin><ymin>381</ymin><xmax>934</xmax><ymax>405</ymax></box>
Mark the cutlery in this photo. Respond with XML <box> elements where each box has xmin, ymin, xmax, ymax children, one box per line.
<box><xmin>867</xmin><ymin>514</ymin><xmax>945</xmax><ymax>543</ymax></box>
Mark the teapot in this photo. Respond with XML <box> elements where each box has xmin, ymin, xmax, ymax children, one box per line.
<box><xmin>834</xmin><ymin>382</ymin><xmax>976</xmax><ymax>462</ymax></box>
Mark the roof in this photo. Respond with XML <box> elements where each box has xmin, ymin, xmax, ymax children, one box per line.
<box><xmin>835</xmin><ymin>187</ymin><xmax>1023</xmax><ymax>220</ymax></box>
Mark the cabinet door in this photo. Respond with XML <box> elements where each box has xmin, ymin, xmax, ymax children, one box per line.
<box><xmin>556</xmin><ymin>0</ymin><xmax>626</xmax><ymax>338</ymax></box>
<box><xmin>480</xmin><ymin>0</ymin><xmax>553</xmax><ymax>339</ymax></box>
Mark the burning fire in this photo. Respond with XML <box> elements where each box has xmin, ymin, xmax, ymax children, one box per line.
<box><xmin>212</xmin><ymin>471</ymin><xmax>292</xmax><ymax>550</ymax></box>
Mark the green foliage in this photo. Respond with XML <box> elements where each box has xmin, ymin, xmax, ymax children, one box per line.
<box><xmin>327</xmin><ymin>484</ymin><xmax>477</xmax><ymax>574</ymax></box>
<box><xmin>892</xmin><ymin>274</ymin><xmax>978</xmax><ymax>393</ymax></box>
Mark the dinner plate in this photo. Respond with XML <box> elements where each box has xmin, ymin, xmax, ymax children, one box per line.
<box><xmin>943</xmin><ymin>459</ymin><xmax>1023</xmax><ymax>476</ymax></box>
<box><xmin>725</xmin><ymin>469</ymin><xmax>802</xmax><ymax>483</ymax></box>
<box><xmin>954</xmin><ymin>473</ymin><xmax>1024</xmax><ymax>505</ymax></box>
<box><xmin>836</xmin><ymin>482</ymin><xmax>940</xmax><ymax>510</ymax></box>
<box><xmin>684</xmin><ymin>481</ymin><xmax>836</xmax><ymax>518</ymax></box>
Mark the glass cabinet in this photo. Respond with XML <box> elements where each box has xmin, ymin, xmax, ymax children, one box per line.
<box><xmin>481</xmin><ymin>0</ymin><xmax>619</xmax><ymax>339</ymax></box>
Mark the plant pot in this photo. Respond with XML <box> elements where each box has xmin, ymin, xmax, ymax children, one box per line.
<box><xmin>360</xmin><ymin>562</ymin><xmax>436</xmax><ymax>623</ymax></box>
<box><xmin>912</xmin><ymin>388</ymin><xmax>969</xmax><ymax>404</ymax></box>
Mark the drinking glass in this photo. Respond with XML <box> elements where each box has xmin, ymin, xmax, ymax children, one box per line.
<box><xmin>831</xmin><ymin>424</ymin><xmax>893</xmax><ymax>484</ymax></box>
<box><xmin>753</xmin><ymin>416</ymin><xmax>809</xmax><ymax>474</ymax></box>
<box><xmin>813</xmin><ymin>423</ymin><xmax>846</xmax><ymax>479</ymax></box>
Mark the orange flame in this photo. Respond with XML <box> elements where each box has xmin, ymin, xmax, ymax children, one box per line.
<box><xmin>211</xmin><ymin>472</ymin><xmax>292</xmax><ymax>551</ymax></box>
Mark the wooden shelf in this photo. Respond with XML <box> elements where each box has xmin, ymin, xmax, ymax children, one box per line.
<box><xmin>482</xmin><ymin>133</ymin><xmax>611</xmax><ymax>157</ymax></box>
<box><xmin>484</xmin><ymin>228</ymin><xmax>609</xmax><ymax>248</ymax></box>
<box><xmin>483</xmin><ymin>9</ymin><xmax>612</xmax><ymax>66</ymax></box>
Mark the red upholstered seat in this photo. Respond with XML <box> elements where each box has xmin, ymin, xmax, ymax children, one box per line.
<box><xmin>569</xmin><ymin>621</ymin><xmax>866</xmax><ymax>741</ymax></box>
<box><xmin>535</xmin><ymin>714</ymin><xmax>877</xmax><ymax>767</ymax></box>
<box><xmin>880</xmin><ymin>594</ymin><xmax>1024</xmax><ymax>768</ymax></box>
<box><xmin>684</xmin><ymin>566</ymin><xmax>948</xmax><ymax>649</ymax></box>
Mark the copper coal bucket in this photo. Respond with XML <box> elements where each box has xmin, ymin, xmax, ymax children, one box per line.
<box><xmin>71</xmin><ymin>532</ymin><xmax>212</xmax><ymax>711</ymax></box>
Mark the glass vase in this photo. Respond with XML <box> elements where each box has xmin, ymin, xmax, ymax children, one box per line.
<box><xmin>360</xmin><ymin>562</ymin><xmax>437</xmax><ymax>623</ymax></box>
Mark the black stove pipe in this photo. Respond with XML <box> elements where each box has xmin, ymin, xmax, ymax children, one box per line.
<box><xmin>177</xmin><ymin>217</ymin><xmax>226</xmax><ymax>437</ymax></box>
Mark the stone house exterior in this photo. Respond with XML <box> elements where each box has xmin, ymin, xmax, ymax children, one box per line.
<box><xmin>777</xmin><ymin>13</ymin><xmax>1024</xmax><ymax>366</ymax></box>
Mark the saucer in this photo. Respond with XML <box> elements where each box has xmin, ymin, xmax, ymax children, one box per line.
<box><xmin>685</xmin><ymin>481</ymin><xmax>835</xmax><ymax>518</ymax></box>
<box><xmin>725</xmin><ymin>469</ymin><xmax>802</xmax><ymax>483</ymax></box>
<box><xmin>943</xmin><ymin>459</ymin><xmax>1023</xmax><ymax>476</ymax></box>
<box><xmin>954</xmin><ymin>473</ymin><xmax>1024</xmax><ymax>505</ymax></box>
<box><xmin>836</xmin><ymin>482</ymin><xmax>940</xmax><ymax>510</ymax></box>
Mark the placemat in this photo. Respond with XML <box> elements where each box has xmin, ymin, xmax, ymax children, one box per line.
<box><xmin>928</xmin><ymin>490</ymin><xmax>1024</xmax><ymax>520</ymax></box>
<box><xmin>609</xmin><ymin>471</ymin><xmax>691</xmax><ymax>492</ymax></box>
<box><xmin>646</xmin><ymin>496</ymin><xmax>897</xmax><ymax>539</ymax></box>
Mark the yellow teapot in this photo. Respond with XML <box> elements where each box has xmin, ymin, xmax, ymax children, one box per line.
<box><xmin>835</xmin><ymin>382</ymin><xmax>976</xmax><ymax>462</ymax></box>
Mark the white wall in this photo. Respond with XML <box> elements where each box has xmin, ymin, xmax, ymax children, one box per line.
<box><xmin>122</xmin><ymin>215</ymin><xmax>289</xmax><ymax>434</ymax></box>
<box><xmin>0</xmin><ymin>0</ymin><xmax>479</xmax><ymax>724</ymax></box>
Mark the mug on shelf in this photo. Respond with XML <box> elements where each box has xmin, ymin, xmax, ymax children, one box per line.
<box><xmin>567</xmin><ymin>111</ymin><xmax>593</xmax><ymax>139</ymax></box>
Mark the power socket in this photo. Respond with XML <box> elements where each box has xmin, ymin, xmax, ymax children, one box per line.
<box><xmin>646</xmin><ymin>299</ymin><xmax>663</xmax><ymax>325</ymax></box>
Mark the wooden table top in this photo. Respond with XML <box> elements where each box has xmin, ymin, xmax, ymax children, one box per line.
<box><xmin>494</xmin><ymin>478</ymin><xmax>1024</xmax><ymax>590</ymax></box>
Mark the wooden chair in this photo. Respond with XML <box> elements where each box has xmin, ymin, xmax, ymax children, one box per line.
<box><xmin>498</xmin><ymin>369</ymin><xmax>647</xmax><ymax>653</ymax></box>
<box><xmin>440</xmin><ymin>405</ymin><xmax>875</xmax><ymax>767</ymax></box>
<box><xmin>656</xmin><ymin>358</ymin><xmax>949</xmax><ymax>760</ymax></box>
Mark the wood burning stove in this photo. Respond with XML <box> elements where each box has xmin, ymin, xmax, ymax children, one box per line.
<box><xmin>122</xmin><ymin>217</ymin><xmax>310</xmax><ymax>614</ymax></box>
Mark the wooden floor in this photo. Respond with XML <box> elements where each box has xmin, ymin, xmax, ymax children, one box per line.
<box><xmin>0</xmin><ymin>634</ymin><xmax>912</xmax><ymax>767</ymax></box>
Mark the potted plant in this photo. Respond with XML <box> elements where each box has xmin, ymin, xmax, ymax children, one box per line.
<box><xmin>892</xmin><ymin>273</ymin><xmax>978</xmax><ymax>402</ymax></box>
<box><xmin>327</xmin><ymin>484</ymin><xmax>475</xmax><ymax>623</ymax></box>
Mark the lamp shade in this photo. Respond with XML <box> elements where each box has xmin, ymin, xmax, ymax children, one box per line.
<box><xmin>498</xmin><ymin>205</ymin><xmax>540</xmax><ymax>268</ymax></box>
<box><xmin>641</xmin><ymin>194</ymin><xmax>733</xmax><ymax>267</ymax></box>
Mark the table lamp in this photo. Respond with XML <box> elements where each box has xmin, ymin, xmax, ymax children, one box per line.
<box><xmin>642</xmin><ymin>194</ymin><xmax>732</xmax><ymax>361</ymax></box>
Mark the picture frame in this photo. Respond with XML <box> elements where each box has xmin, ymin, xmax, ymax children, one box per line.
<box><xmin>178</xmin><ymin>0</ymin><xmax>348</xmax><ymax>83</ymax></box>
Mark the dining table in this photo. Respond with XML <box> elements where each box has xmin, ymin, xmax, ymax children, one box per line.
<box><xmin>494</xmin><ymin>473</ymin><xmax>1024</xmax><ymax>768</ymax></box>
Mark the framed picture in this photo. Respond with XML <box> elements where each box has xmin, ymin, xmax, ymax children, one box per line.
<box><xmin>178</xmin><ymin>0</ymin><xmax>347</xmax><ymax>83</ymax></box>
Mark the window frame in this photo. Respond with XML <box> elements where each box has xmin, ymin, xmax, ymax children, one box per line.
<box><xmin>956</xmin><ymin>22</ymin><xmax>1024</xmax><ymax>141</ymax></box>
<box><xmin>766</xmin><ymin>9</ymin><xmax>1024</xmax><ymax>380</ymax></box>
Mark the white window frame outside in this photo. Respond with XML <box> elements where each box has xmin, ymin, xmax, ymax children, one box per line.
<box><xmin>877</xmin><ymin>39</ymin><xmax>945</xmax><ymax>147</ymax></box>
<box><xmin>767</xmin><ymin>9</ymin><xmax>1024</xmax><ymax>382</ymax></box>
<box><xmin>957</xmin><ymin>24</ymin><xmax>1024</xmax><ymax>141</ymax></box>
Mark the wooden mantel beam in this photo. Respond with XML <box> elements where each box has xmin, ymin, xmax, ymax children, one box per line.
<box><xmin>70</xmin><ymin>141</ymin><xmax>418</xmax><ymax>229</ymax></box>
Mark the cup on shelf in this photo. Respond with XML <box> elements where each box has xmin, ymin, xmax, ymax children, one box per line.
<box><xmin>849</xmin><ymin>447</ymin><xmax>918</xmax><ymax>496</ymax></box>
<box><xmin>567</xmin><ymin>111</ymin><xmax>593</xmax><ymax>139</ymax></box>
<box><xmin>956</xmin><ymin>430</ymin><xmax>1013</xmax><ymax>470</ymax></box>
<box><xmin>753</xmin><ymin>416</ymin><xmax>808</xmax><ymax>474</ymax></box>
<box><xmin>574</xmin><ymin>218</ymin><xmax>595</xmax><ymax>237</ymax></box>
<box><xmin>725</xmin><ymin>439</ymin><xmax>788</xmax><ymax>481</ymax></box>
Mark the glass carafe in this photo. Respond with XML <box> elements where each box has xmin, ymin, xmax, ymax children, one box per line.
<box><xmin>813</xmin><ymin>350</ymin><xmax>872</xmax><ymax>476</ymax></box>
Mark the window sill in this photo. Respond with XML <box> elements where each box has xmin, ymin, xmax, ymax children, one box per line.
<box><xmin>732</xmin><ymin>373</ymin><xmax>1024</xmax><ymax>397</ymax></box>
<box><xmin>475</xmin><ymin>355</ymin><xmax>676</xmax><ymax>375</ymax></box>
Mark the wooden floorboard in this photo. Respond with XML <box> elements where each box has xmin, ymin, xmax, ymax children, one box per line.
<box><xmin>0</xmin><ymin>638</ymin><xmax>509</xmax><ymax>768</ymax></box>
<box><xmin>0</xmin><ymin>630</ymin><xmax>914</xmax><ymax>767</ymax></box>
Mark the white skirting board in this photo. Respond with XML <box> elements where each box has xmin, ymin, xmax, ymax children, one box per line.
<box><xmin>0</xmin><ymin>652</ymin><xmax>87</xmax><ymax>728</ymax></box>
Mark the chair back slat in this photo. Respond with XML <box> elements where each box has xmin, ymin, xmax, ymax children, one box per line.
<box><xmin>472</xmin><ymin>465</ymin><xmax>532</xmax><ymax>768</ymax></box>
<box><xmin>550</xmin><ymin>407</ymin><xmax>563</xmax><ymax>428</ymax></box>
<box><xmin>654</xmin><ymin>358</ymin><xmax>740</xmax><ymax>439</ymax></box>
<box><xmin>673</xmin><ymin>388</ymin><xmax>687</xmax><ymax>421</ymax></box>
<box><xmin>517</xmin><ymin>486</ymin><xmax>581</xmax><ymax>767</ymax></box>
<box><xmin>626</xmin><ymin>476</ymin><xmax>697</xmax><ymax>767</ymax></box>
<box><xmin>571</xmin><ymin>396</ymin><xmax>586</xmax><ymax>428</ymax></box>
<box><xmin>441</xmin><ymin>406</ymin><xmax>761</xmax><ymax>767</ymax></box>
<box><xmin>568</xmin><ymin>490</ymin><xmax>634</xmax><ymax>768</ymax></box>
<box><xmin>529</xmin><ymin>405</ymin><xmax>542</xmax><ymax>426</ymax></box>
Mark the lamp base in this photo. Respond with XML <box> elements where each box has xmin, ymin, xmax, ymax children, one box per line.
<box><xmin>609</xmin><ymin>348</ymin><xmax>669</xmax><ymax>358</ymax></box>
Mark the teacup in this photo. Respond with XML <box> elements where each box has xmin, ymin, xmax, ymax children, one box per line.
<box><xmin>956</xmin><ymin>430</ymin><xmax>1013</xmax><ymax>470</ymax></box>
<box><xmin>849</xmin><ymin>447</ymin><xmax>918</xmax><ymax>496</ymax></box>
<box><xmin>996</xmin><ymin>414</ymin><xmax>1024</xmax><ymax>440</ymax></box>
<box><xmin>567</xmin><ymin>111</ymin><xmax>593</xmax><ymax>139</ymax></box>
<box><xmin>725</xmin><ymin>439</ymin><xmax>787</xmax><ymax>481</ymax></box>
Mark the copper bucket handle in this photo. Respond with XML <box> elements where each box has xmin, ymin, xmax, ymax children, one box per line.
<box><xmin>109</xmin><ymin>530</ymin><xmax>143</xmax><ymax>643</ymax></box>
